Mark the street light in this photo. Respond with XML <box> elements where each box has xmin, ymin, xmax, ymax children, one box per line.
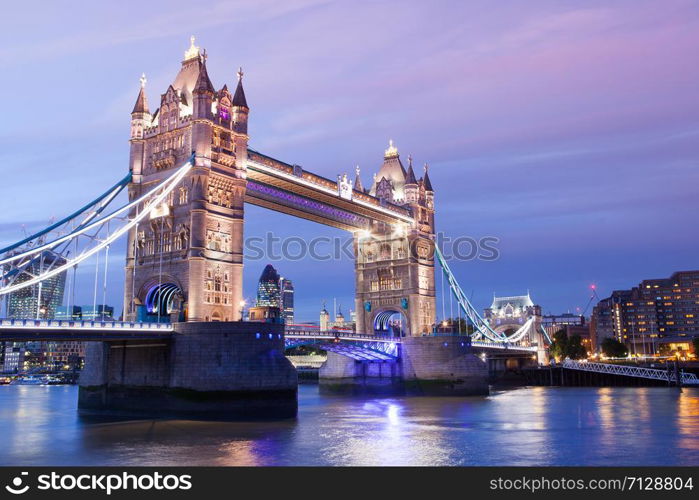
<box><xmin>239</xmin><ymin>299</ymin><xmax>246</xmax><ymax>321</ymax></box>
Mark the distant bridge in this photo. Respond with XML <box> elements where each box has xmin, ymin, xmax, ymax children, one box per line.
<box><xmin>284</xmin><ymin>326</ymin><xmax>538</xmax><ymax>361</ymax></box>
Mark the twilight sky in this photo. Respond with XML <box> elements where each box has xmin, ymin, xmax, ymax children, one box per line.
<box><xmin>0</xmin><ymin>0</ymin><xmax>697</xmax><ymax>322</ymax></box>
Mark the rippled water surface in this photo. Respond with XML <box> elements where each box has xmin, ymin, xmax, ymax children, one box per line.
<box><xmin>0</xmin><ymin>385</ymin><xmax>697</xmax><ymax>466</ymax></box>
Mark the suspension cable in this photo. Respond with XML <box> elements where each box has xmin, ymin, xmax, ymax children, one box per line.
<box><xmin>0</xmin><ymin>154</ymin><xmax>192</xmax><ymax>268</ymax></box>
<box><xmin>157</xmin><ymin>217</ymin><xmax>164</xmax><ymax>323</ymax></box>
<box><xmin>440</xmin><ymin>261</ymin><xmax>446</xmax><ymax>323</ymax></box>
<box><xmin>0</xmin><ymin>156</ymin><xmax>193</xmax><ymax>295</ymax></box>
<box><xmin>92</xmin><ymin>247</ymin><xmax>100</xmax><ymax>321</ymax></box>
<box><xmin>102</xmin><ymin>242</ymin><xmax>110</xmax><ymax>319</ymax></box>
<box><xmin>0</xmin><ymin>173</ymin><xmax>131</xmax><ymax>256</ymax></box>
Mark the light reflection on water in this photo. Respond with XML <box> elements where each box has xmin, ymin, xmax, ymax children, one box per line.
<box><xmin>0</xmin><ymin>385</ymin><xmax>697</xmax><ymax>466</ymax></box>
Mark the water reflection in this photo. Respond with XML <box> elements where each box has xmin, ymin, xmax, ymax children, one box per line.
<box><xmin>0</xmin><ymin>385</ymin><xmax>697</xmax><ymax>466</ymax></box>
<box><xmin>676</xmin><ymin>390</ymin><xmax>699</xmax><ymax>453</ymax></box>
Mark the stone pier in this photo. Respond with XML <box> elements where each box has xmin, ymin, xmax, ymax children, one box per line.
<box><xmin>78</xmin><ymin>322</ymin><xmax>297</xmax><ymax>419</ymax></box>
<box><xmin>319</xmin><ymin>336</ymin><xmax>488</xmax><ymax>396</ymax></box>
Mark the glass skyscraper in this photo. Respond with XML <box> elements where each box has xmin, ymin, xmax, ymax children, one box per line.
<box><xmin>256</xmin><ymin>264</ymin><xmax>281</xmax><ymax>307</ymax></box>
<box><xmin>280</xmin><ymin>277</ymin><xmax>294</xmax><ymax>324</ymax></box>
<box><xmin>255</xmin><ymin>264</ymin><xmax>294</xmax><ymax>324</ymax></box>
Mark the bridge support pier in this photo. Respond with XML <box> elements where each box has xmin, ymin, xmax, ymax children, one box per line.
<box><xmin>319</xmin><ymin>336</ymin><xmax>488</xmax><ymax>396</ymax></box>
<box><xmin>78</xmin><ymin>322</ymin><xmax>297</xmax><ymax>420</ymax></box>
<box><xmin>319</xmin><ymin>353</ymin><xmax>402</xmax><ymax>394</ymax></box>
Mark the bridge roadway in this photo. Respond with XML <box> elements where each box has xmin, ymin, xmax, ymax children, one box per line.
<box><xmin>0</xmin><ymin>318</ymin><xmax>173</xmax><ymax>341</ymax></box>
<box><xmin>0</xmin><ymin>319</ymin><xmax>538</xmax><ymax>357</ymax></box>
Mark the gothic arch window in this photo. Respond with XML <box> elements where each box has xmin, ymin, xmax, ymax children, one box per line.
<box><xmin>380</xmin><ymin>243</ymin><xmax>391</xmax><ymax>260</ymax></box>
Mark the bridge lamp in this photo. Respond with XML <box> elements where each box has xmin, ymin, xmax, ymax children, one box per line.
<box><xmin>393</xmin><ymin>224</ymin><xmax>407</xmax><ymax>238</ymax></box>
<box><xmin>238</xmin><ymin>300</ymin><xmax>246</xmax><ymax>321</ymax></box>
<box><xmin>357</xmin><ymin>229</ymin><xmax>371</xmax><ymax>240</ymax></box>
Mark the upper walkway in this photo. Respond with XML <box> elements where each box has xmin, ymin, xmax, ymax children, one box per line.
<box><xmin>246</xmin><ymin>149</ymin><xmax>414</xmax><ymax>231</ymax></box>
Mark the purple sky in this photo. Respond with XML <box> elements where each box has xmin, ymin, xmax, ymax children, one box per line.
<box><xmin>1</xmin><ymin>0</ymin><xmax>697</xmax><ymax>321</ymax></box>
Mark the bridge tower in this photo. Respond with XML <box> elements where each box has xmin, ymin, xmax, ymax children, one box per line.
<box><xmin>484</xmin><ymin>293</ymin><xmax>543</xmax><ymax>345</ymax></box>
<box><xmin>354</xmin><ymin>143</ymin><xmax>436</xmax><ymax>336</ymax></box>
<box><xmin>124</xmin><ymin>38</ymin><xmax>249</xmax><ymax>323</ymax></box>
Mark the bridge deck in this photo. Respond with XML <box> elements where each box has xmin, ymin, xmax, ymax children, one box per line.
<box><xmin>0</xmin><ymin>319</ymin><xmax>538</xmax><ymax>357</ymax></box>
<box><xmin>0</xmin><ymin>319</ymin><xmax>173</xmax><ymax>341</ymax></box>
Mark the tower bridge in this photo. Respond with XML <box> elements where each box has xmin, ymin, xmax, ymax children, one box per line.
<box><xmin>0</xmin><ymin>38</ymin><xmax>547</xmax><ymax>418</ymax></box>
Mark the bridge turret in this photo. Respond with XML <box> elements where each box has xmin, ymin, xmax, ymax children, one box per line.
<box><xmin>232</xmin><ymin>67</ymin><xmax>248</xmax><ymax>132</ymax></box>
<box><xmin>320</xmin><ymin>302</ymin><xmax>330</xmax><ymax>331</ymax></box>
<box><xmin>353</xmin><ymin>165</ymin><xmax>364</xmax><ymax>192</ymax></box>
<box><xmin>191</xmin><ymin>50</ymin><xmax>215</xmax><ymax>166</ymax></box>
<box><xmin>192</xmin><ymin>54</ymin><xmax>215</xmax><ymax>120</ymax></box>
<box><xmin>231</xmin><ymin>67</ymin><xmax>249</xmax><ymax>176</ymax></box>
<box><xmin>423</xmin><ymin>163</ymin><xmax>434</xmax><ymax>211</ymax></box>
<box><xmin>404</xmin><ymin>155</ymin><xmax>418</xmax><ymax>204</ymax></box>
<box><xmin>129</xmin><ymin>74</ymin><xmax>151</xmax><ymax>179</ymax></box>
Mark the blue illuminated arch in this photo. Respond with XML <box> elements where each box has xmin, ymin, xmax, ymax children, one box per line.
<box><xmin>145</xmin><ymin>282</ymin><xmax>182</xmax><ymax>315</ymax></box>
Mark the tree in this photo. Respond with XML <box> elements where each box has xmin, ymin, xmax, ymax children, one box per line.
<box><xmin>601</xmin><ymin>337</ymin><xmax>628</xmax><ymax>358</ymax></box>
<box><xmin>692</xmin><ymin>337</ymin><xmax>699</xmax><ymax>357</ymax></box>
<box><xmin>566</xmin><ymin>334</ymin><xmax>587</xmax><ymax>360</ymax></box>
<box><xmin>549</xmin><ymin>329</ymin><xmax>568</xmax><ymax>361</ymax></box>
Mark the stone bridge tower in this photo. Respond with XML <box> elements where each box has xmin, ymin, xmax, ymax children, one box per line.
<box><xmin>124</xmin><ymin>38</ymin><xmax>249</xmax><ymax>323</ymax></box>
<box><xmin>354</xmin><ymin>142</ymin><xmax>436</xmax><ymax>336</ymax></box>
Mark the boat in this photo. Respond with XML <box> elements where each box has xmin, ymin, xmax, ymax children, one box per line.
<box><xmin>10</xmin><ymin>375</ymin><xmax>49</xmax><ymax>385</ymax></box>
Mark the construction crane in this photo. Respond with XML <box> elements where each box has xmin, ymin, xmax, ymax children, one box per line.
<box><xmin>581</xmin><ymin>284</ymin><xmax>600</xmax><ymax>317</ymax></box>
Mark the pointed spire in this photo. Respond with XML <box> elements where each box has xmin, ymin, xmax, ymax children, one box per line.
<box><xmin>405</xmin><ymin>155</ymin><xmax>417</xmax><ymax>185</ymax></box>
<box><xmin>231</xmin><ymin>66</ymin><xmax>248</xmax><ymax>108</ymax></box>
<box><xmin>131</xmin><ymin>73</ymin><xmax>149</xmax><ymax>114</ymax></box>
<box><xmin>423</xmin><ymin>162</ymin><xmax>434</xmax><ymax>191</ymax></box>
<box><xmin>353</xmin><ymin>165</ymin><xmax>364</xmax><ymax>191</ymax></box>
<box><xmin>193</xmin><ymin>56</ymin><xmax>215</xmax><ymax>94</ymax></box>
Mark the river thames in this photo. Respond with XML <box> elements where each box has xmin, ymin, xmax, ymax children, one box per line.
<box><xmin>0</xmin><ymin>385</ymin><xmax>697</xmax><ymax>466</ymax></box>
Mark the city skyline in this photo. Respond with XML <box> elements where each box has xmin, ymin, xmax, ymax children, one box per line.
<box><xmin>1</xmin><ymin>0</ymin><xmax>698</xmax><ymax>321</ymax></box>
